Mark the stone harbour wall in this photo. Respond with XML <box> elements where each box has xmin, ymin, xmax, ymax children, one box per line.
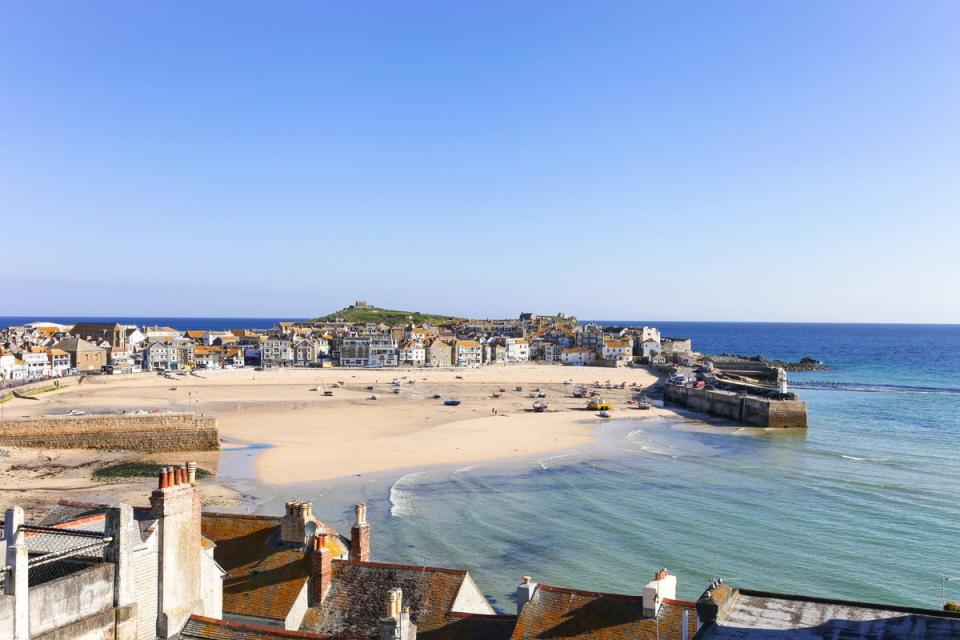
<box><xmin>0</xmin><ymin>412</ymin><xmax>219</xmax><ymax>451</ymax></box>
<box><xmin>664</xmin><ymin>384</ymin><xmax>807</xmax><ymax>428</ymax></box>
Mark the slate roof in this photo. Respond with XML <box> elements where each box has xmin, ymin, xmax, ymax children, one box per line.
<box><xmin>697</xmin><ymin>588</ymin><xmax>960</xmax><ymax>640</ymax></box>
<box><xmin>511</xmin><ymin>584</ymin><xmax>697</xmax><ymax>640</ymax></box>
<box><xmin>179</xmin><ymin>614</ymin><xmax>338</xmax><ymax>640</ymax></box>
<box><xmin>301</xmin><ymin>560</ymin><xmax>477</xmax><ymax>639</ymax></box>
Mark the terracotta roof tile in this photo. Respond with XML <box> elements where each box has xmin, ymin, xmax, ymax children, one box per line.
<box><xmin>180</xmin><ymin>614</ymin><xmax>339</xmax><ymax>639</ymax></box>
<box><xmin>201</xmin><ymin>513</ymin><xmax>344</xmax><ymax>623</ymax></box>
<box><xmin>511</xmin><ymin>584</ymin><xmax>697</xmax><ymax>640</ymax></box>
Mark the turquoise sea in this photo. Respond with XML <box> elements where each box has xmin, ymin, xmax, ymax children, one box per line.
<box><xmin>235</xmin><ymin>323</ymin><xmax>960</xmax><ymax>613</ymax></box>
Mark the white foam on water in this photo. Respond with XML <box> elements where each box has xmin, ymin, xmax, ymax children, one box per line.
<box><xmin>538</xmin><ymin>453</ymin><xmax>573</xmax><ymax>470</ymax></box>
<box><xmin>389</xmin><ymin>471</ymin><xmax>428</xmax><ymax>517</ymax></box>
<box><xmin>841</xmin><ymin>454</ymin><xmax>882</xmax><ymax>462</ymax></box>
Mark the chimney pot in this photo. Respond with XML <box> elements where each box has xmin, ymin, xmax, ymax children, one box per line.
<box><xmin>165</xmin><ymin>466</ymin><xmax>175</xmax><ymax>487</ymax></box>
<box><xmin>159</xmin><ymin>467</ymin><xmax>169</xmax><ymax>488</ymax></box>
<box><xmin>180</xmin><ymin>466</ymin><xmax>188</xmax><ymax>485</ymax></box>
<box><xmin>187</xmin><ymin>461</ymin><xmax>197</xmax><ymax>485</ymax></box>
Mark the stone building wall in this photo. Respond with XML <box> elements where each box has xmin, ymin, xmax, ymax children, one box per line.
<box><xmin>0</xmin><ymin>413</ymin><xmax>219</xmax><ymax>451</ymax></box>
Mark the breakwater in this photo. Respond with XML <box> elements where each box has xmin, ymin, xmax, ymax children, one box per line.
<box><xmin>664</xmin><ymin>383</ymin><xmax>807</xmax><ymax>428</ymax></box>
<box><xmin>0</xmin><ymin>412</ymin><xmax>219</xmax><ymax>451</ymax></box>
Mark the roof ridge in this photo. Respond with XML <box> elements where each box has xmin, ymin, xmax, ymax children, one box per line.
<box><xmin>537</xmin><ymin>583</ymin><xmax>645</xmax><ymax>601</ymax></box>
<box><xmin>335</xmin><ymin>559</ymin><xmax>467</xmax><ymax>575</ymax></box>
<box><xmin>202</xmin><ymin>512</ymin><xmax>279</xmax><ymax>521</ymax></box>
<box><xmin>186</xmin><ymin>615</ymin><xmax>335</xmax><ymax>639</ymax></box>
<box><xmin>448</xmin><ymin>612</ymin><xmax>518</xmax><ymax>620</ymax></box>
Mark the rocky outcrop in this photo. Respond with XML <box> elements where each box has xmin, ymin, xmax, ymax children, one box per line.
<box><xmin>712</xmin><ymin>353</ymin><xmax>828</xmax><ymax>372</ymax></box>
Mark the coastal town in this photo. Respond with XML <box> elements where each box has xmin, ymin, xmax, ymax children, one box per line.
<box><xmin>0</xmin><ymin>304</ymin><xmax>950</xmax><ymax>640</ymax></box>
<box><xmin>0</xmin><ymin>302</ymin><xmax>695</xmax><ymax>379</ymax></box>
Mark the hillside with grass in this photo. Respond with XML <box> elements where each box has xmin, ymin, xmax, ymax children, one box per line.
<box><xmin>312</xmin><ymin>305</ymin><xmax>459</xmax><ymax>326</ymax></box>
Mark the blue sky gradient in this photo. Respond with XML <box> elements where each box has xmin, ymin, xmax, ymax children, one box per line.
<box><xmin>2</xmin><ymin>1</ymin><xmax>958</xmax><ymax>321</ymax></box>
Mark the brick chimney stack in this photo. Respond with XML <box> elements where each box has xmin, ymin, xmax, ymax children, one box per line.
<box><xmin>311</xmin><ymin>532</ymin><xmax>332</xmax><ymax>605</ymax></box>
<box><xmin>150</xmin><ymin>462</ymin><xmax>204</xmax><ymax>637</ymax></box>
<box><xmin>351</xmin><ymin>503</ymin><xmax>371</xmax><ymax>562</ymax></box>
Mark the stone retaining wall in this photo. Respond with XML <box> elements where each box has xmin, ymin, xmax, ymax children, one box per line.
<box><xmin>0</xmin><ymin>412</ymin><xmax>219</xmax><ymax>451</ymax></box>
<box><xmin>664</xmin><ymin>384</ymin><xmax>807</xmax><ymax>428</ymax></box>
<box><xmin>0</xmin><ymin>375</ymin><xmax>82</xmax><ymax>401</ymax></box>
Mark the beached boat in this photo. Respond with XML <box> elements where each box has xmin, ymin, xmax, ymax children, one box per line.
<box><xmin>587</xmin><ymin>398</ymin><xmax>611</xmax><ymax>411</ymax></box>
<box><xmin>444</xmin><ymin>399</ymin><xmax>461</xmax><ymax>406</ymax></box>
<box><xmin>432</xmin><ymin>393</ymin><xmax>442</xmax><ymax>399</ymax></box>
<box><xmin>637</xmin><ymin>400</ymin><xmax>651</xmax><ymax>410</ymax></box>
<box><xmin>369</xmin><ymin>394</ymin><xmax>379</xmax><ymax>400</ymax></box>
<box><xmin>323</xmin><ymin>390</ymin><xmax>334</xmax><ymax>397</ymax></box>
<box><xmin>515</xmin><ymin>385</ymin><xmax>523</xmax><ymax>391</ymax></box>
<box><xmin>533</xmin><ymin>400</ymin><xmax>548</xmax><ymax>412</ymax></box>
<box><xmin>311</xmin><ymin>386</ymin><xmax>320</xmax><ymax>391</ymax></box>
<box><xmin>392</xmin><ymin>388</ymin><xmax>401</xmax><ymax>394</ymax></box>
<box><xmin>598</xmin><ymin>410</ymin><xmax>611</xmax><ymax>418</ymax></box>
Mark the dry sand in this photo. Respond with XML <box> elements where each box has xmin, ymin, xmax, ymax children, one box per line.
<box><xmin>1</xmin><ymin>364</ymin><xmax>675</xmax><ymax>514</ymax></box>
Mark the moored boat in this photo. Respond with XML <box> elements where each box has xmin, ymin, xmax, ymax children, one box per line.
<box><xmin>444</xmin><ymin>399</ymin><xmax>461</xmax><ymax>406</ymax></box>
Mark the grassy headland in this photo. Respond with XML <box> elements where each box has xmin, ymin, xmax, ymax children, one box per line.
<box><xmin>312</xmin><ymin>305</ymin><xmax>459</xmax><ymax>326</ymax></box>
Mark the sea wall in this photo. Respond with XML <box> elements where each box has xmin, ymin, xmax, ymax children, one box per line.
<box><xmin>0</xmin><ymin>412</ymin><xmax>219</xmax><ymax>451</ymax></box>
<box><xmin>664</xmin><ymin>384</ymin><xmax>807</xmax><ymax>428</ymax></box>
<box><xmin>0</xmin><ymin>375</ymin><xmax>82</xmax><ymax>401</ymax></box>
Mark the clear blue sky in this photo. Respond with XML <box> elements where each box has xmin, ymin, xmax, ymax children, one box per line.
<box><xmin>2</xmin><ymin>1</ymin><xmax>958</xmax><ymax>322</ymax></box>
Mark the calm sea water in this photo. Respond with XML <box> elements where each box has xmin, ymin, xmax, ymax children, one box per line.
<box><xmin>250</xmin><ymin>322</ymin><xmax>960</xmax><ymax>612</ymax></box>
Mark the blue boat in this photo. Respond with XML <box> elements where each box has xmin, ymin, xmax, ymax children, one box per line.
<box><xmin>444</xmin><ymin>399</ymin><xmax>461</xmax><ymax>406</ymax></box>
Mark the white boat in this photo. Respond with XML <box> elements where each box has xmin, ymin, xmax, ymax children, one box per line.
<box><xmin>598</xmin><ymin>410</ymin><xmax>611</xmax><ymax>418</ymax></box>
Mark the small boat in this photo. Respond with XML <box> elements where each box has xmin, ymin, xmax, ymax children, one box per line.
<box><xmin>310</xmin><ymin>386</ymin><xmax>320</xmax><ymax>391</ymax></box>
<box><xmin>492</xmin><ymin>392</ymin><xmax>502</xmax><ymax>398</ymax></box>
<box><xmin>444</xmin><ymin>399</ymin><xmax>461</xmax><ymax>406</ymax></box>
<box><xmin>168</xmin><ymin>386</ymin><xmax>178</xmax><ymax>391</ymax></box>
<box><xmin>392</xmin><ymin>388</ymin><xmax>401</xmax><ymax>394</ymax></box>
<box><xmin>637</xmin><ymin>399</ymin><xmax>651</xmax><ymax>410</ymax></box>
<box><xmin>366</xmin><ymin>385</ymin><xmax>374</xmax><ymax>391</ymax></box>
<box><xmin>331</xmin><ymin>382</ymin><xmax>341</xmax><ymax>388</ymax></box>
<box><xmin>432</xmin><ymin>393</ymin><xmax>442</xmax><ymax>399</ymax></box>
<box><xmin>455</xmin><ymin>375</ymin><xmax>464</xmax><ymax>379</ymax></box>
<box><xmin>515</xmin><ymin>385</ymin><xmax>523</xmax><ymax>392</ymax></box>
<box><xmin>598</xmin><ymin>410</ymin><xmax>611</xmax><ymax>418</ymax></box>
<box><xmin>369</xmin><ymin>394</ymin><xmax>379</xmax><ymax>400</ymax></box>
<box><xmin>533</xmin><ymin>401</ymin><xmax>548</xmax><ymax>412</ymax></box>
<box><xmin>323</xmin><ymin>390</ymin><xmax>334</xmax><ymax>397</ymax></box>
<box><xmin>392</xmin><ymin>379</ymin><xmax>401</xmax><ymax>386</ymax></box>
<box><xmin>499</xmin><ymin>387</ymin><xmax>506</xmax><ymax>393</ymax></box>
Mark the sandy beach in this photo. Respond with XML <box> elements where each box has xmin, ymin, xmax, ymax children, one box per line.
<box><xmin>0</xmin><ymin>364</ymin><xmax>674</xmax><ymax>513</ymax></box>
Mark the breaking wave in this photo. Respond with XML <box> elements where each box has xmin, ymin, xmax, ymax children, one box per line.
<box><xmin>388</xmin><ymin>471</ymin><xmax>428</xmax><ymax>518</ymax></box>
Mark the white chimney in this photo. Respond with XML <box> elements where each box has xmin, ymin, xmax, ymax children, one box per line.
<box><xmin>517</xmin><ymin>575</ymin><xmax>538</xmax><ymax>614</ymax></box>
<box><xmin>643</xmin><ymin>568</ymin><xmax>677</xmax><ymax>617</ymax></box>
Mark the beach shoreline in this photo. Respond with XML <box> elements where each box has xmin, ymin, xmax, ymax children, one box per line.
<box><xmin>0</xmin><ymin>364</ymin><xmax>682</xmax><ymax>516</ymax></box>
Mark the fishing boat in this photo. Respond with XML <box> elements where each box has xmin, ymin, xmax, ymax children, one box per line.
<box><xmin>323</xmin><ymin>390</ymin><xmax>334</xmax><ymax>397</ymax></box>
<box><xmin>392</xmin><ymin>378</ymin><xmax>401</xmax><ymax>386</ymax></box>
<box><xmin>432</xmin><ymin>393</ymin><xmax>442</xmax><ymax>399</ymax></box>
<box><xmin>637</xmin><ymin>400</ymin><xmax>651</xmax><ymax>410</ymax></box>
<box><xmin>444</xmin><ymin>399</ymin><xmax>461</xmax><ymax>406</ymax></box>
<box><xmin>392</xmin><ymin>388</ymin><xmax>401</xmax><ymax>394</ymax></box>
<box><xmin>573</xmin><ymin>386</ymin><xmax>587</xmax><ymax>398</ymax></box>
<box><xmin>533</xmin><ymin>400</ymin><xmax>548</xmax><ymax>412</ymax></box>
<box><xmin>598</xmin><ymin>410</ymin><xmax>611</xmax><ymax>418</ymax></box>
<box><xmin>310</xmin><ymin>385</ymin><xmax>320</xmax><ymax>391</ymax></box>
<box><xmin>369</xmin><ymin>394</ymin><xmax>379</xmax><ymax>400</ymax></box>
<box><xmin>515</xmin><ymin>385</ymin><xmax>523</xmax><ymax>392</ymax></box>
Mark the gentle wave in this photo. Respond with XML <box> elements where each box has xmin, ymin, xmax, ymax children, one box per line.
<box><xmin>388</xmin><ymin>471</ymin><xmax>429</xmax><ymax>518</ymax></box>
